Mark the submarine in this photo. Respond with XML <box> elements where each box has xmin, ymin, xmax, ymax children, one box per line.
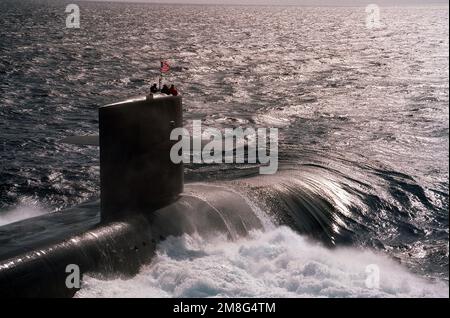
<box><xmin>0</xmin><ymin>94</ymin><xmax>264</xmax><ymax>297</ymax></box>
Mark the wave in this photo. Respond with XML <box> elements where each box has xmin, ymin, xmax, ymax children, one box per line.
<box><xmin>0</xmin><ymin>197</ymin><xmax>47</xmax><ymax>226</ymax></box>
<box><xmin>75</xmin><ymin>163</ymin><xmax>448</xmax><ymax>298</ymax></box>
<box><xmin>76</xmin><ymin>227</ymin><xmax>447</xmax><ymax>298</ymax></box>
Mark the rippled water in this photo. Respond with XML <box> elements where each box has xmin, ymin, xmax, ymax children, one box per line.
<box><xmin>0</xmin><ymin>0</ymin><xmax>448</xmax><ymax>297</ymax></box>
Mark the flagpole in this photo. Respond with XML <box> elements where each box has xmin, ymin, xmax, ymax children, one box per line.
<box><xmin>159</xmin><ymin>58</ymin><xmax>162</xmax><ymax>91</ymax></box>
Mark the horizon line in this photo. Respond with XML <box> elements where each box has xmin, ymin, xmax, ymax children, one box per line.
<box><xmin>74</xmin><ymin>0</ymin><xmax>450</xmax><ymax>7</ymax></box>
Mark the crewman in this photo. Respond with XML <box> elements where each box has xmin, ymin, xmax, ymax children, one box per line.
<box><xmin>150</xmin><ymin>83</ymin><xmax>159</xmax><ymax>93</ymax></box>
<box><xmin>169</xmin><ymin>84</ymin><xmax>178</xmax><ymax>96</ymax></box>
<box><xmin>161</xmin><ymin>84</ymin><xmax>170</xmax><ymax>95</ymax></box>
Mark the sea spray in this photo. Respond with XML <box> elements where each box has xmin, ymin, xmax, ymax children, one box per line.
<box><xmin>76</xmin><ymin>227</ymin><xmax>448</xmax><ymax>298</ymax></box>
<box><xmin>0</xmin><ymin>197</ymin><xmax>47</xmax><ymax>226</ymax></box>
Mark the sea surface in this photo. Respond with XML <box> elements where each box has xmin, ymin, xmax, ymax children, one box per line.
<box><xmin>0</xmin><ymin>0</ymin><xmax>448</xmax><ymax>297</ymax></box>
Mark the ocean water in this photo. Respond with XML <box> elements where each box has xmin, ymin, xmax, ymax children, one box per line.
<box><xmin>0</xmin><ymin>0</ymin><xmax>448</xmax><ymax>297</ymax></box>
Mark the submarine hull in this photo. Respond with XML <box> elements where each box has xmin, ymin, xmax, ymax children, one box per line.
<box><xmin>0</xmin><ymin>185</ymin><xmax>262</xmax><ymax>298</ymax></box>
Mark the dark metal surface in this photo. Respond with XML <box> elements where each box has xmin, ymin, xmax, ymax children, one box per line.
<box><xmin>0</xmin><ymin>184</ymin><xmax>263</xmax><ymax>297</ymax></box>
<box><xmin>99</xmin><ymin>96</ymin><xmax>184</xmax><ymax>221</ymax></box>
<box><xmin>0</xmin><ymin>95</ymin><xmax>264</xmax><ymax>297</ymax></box>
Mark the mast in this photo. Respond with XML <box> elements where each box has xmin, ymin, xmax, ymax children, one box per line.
<box><xmin>159</xmin><ymin>58</ymin><xmax>163</xmax><ymax>91</ymax></box>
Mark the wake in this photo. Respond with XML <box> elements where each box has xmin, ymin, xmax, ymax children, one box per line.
<box><xmin>76</xmin><ymin>227</ymin><xmax>447</xmax><ymax>298</ymax></box>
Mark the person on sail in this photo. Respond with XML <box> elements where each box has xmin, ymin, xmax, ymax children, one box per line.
<box><xmin>161</xmin><ymin>84</ymin><xmax>170</xmax><ymax>95</ymax></box>
<box><xmin>169</xmin><ymin>84</ymin><xmax>178</xmax><ymax>96</ymax></box>
<box><xmin>150</xmin><ymin>83</ymin><xmax>159</xmax><ymax>93</ymax></box>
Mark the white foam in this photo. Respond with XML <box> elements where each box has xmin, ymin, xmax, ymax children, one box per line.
<box><xmin>0</xmin><ymin>198</ymin><xmax>47</xmax><ymax>226</ymax></box>
<box><xmin>76</xmin><ymin>227</ymin><xmax>448</xmax><ymax>298</ymax></box>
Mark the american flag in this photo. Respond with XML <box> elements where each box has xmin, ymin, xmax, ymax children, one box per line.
<box><xmin>160</xmin><ymin>60</ymin><xmax>170</xmax><ymax>73</ymax></box>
